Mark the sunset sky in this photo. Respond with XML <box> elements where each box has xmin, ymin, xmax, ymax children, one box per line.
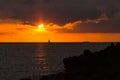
<box><xmin>0</xmin><ymin>0</ymin><xmax>120</xmax><ymax>42</ymax></box>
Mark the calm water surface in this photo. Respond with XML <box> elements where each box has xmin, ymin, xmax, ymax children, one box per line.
<box><xmin>0</xmin><ymin>42</ymin><xmax>111</xmax><ymax>80</ymax></box>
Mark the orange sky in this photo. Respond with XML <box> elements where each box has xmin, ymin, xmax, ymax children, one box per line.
<box><xmin>0</xmin><ymin>22</ymin><xmax>120</xmax><ymax>42</ymax></box>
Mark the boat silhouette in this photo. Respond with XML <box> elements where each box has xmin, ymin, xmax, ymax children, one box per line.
<box><xmin>48</xmin><ymin>39</ymin><xmax>51</xmax><ymax>44</ymax></box>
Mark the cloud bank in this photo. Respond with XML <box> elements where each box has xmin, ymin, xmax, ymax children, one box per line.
<box><xmin>0</xmin><ymin>0</ymin><xmax>120</xmax><ymax>33</ymax></box>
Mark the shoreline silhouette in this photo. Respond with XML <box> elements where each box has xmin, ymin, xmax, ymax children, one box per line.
<box><xmin>39</xmin><ymin>43</ymin><xmax>120</xmax><ymax>80</ymax></box>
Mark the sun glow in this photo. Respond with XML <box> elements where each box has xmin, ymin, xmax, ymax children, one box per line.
<box><xmin>35</xmin><ymin>24</ymin><xmax>47</xmax><ymax>32</ymax></box>
<box><xmin>38</xmin><ymin>24</ymin><xmax>44</xmax><ymax>28</ymax></box>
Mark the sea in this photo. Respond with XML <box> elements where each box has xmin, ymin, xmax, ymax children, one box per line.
<box><xmin>0</xmin><ymin>42</ymin><xmax>112</xmax><ymax>80</ymax></box>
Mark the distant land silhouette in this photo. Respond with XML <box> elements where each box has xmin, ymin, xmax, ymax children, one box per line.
<box><xmin>21</xmin><ymin>43</ymin><xmax>120</xmax><ymax>80</ymax></box>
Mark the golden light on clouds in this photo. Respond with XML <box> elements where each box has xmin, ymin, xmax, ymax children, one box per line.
<box><xmin>0</xmin><ymin>19</ymin><xmax>120</xmax><ymax>42</ymax></box>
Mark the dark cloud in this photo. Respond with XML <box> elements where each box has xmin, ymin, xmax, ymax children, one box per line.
<box><xmin>16</xmin><ymin>28</ymin><xmax>28</xmax><ymax>31</ymax></box>
<box><xmin>105</xmin><ymin>7</ymin><xmax>120</xmax><ymax>18</ymax></box>
<box><xmin>0</xmin><ymin>32</ymin><xmax>15</xmax><ymax>35</ymax></box>
<box><xmin>23</xmin><ymin>0</ymin><xmax>35</xmax><ymax>5</ymax></box>
<box><xmin>0</xmin><ymin>0</ymin><xmax>120</xmax><ymax>32</ymax></box>
<box><xmin>42</xmin><ymin>0</ymin><xmax>51</xmax><ymax>4</ymax></box>
<box><xmin>72</xmin><ymin>20</ymin><xmax>120</xmax><ymax>33</ymax></box>
<box><xmin>49</xmin><ymin>20</ymin><xmax>120</xmax><ymax>33</ymax></box>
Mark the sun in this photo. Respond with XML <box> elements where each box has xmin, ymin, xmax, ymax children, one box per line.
<box><xmin>35</xmin><ymin>24</ymin><xmax>46</xmax><ymax>32</ymax></box>
<box><xmin>38</xmin><ymin>24</ymin><xmax>44</xmax><ymax>29</ymax></box>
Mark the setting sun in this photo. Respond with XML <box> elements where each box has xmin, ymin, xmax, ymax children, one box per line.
<box><xmin>38</xmin><ymin>24</ymin><xmax>44</xmax><ymax>29</ymax></box>
<box><xmin>34</xmin><ymin>24</ymin><xmax>47</xmax><ymax>32</ymax></box>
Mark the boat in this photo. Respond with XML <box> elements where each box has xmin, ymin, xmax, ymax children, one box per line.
<box><xmin>48</xmin><ymin>39</ymin><xmax>51</xmax><ymax>44</ymax></box>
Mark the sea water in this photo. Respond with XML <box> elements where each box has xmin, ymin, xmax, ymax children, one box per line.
<box><xmin>0</xmin><ymin>42</ymin><xmax>110</xmax><ymax>80</ymax></box>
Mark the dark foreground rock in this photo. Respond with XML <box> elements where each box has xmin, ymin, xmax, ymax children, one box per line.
<box><xmin>63</xmin><ymin>43</ymin><xmax>120</xmax><ymax>80</ymax></box>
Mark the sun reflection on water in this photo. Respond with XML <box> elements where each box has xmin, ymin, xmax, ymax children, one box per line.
<box><xmin>32</xmin><ymin>44</ymin><xmax>49</xmax><ymax>76</ymax></box>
